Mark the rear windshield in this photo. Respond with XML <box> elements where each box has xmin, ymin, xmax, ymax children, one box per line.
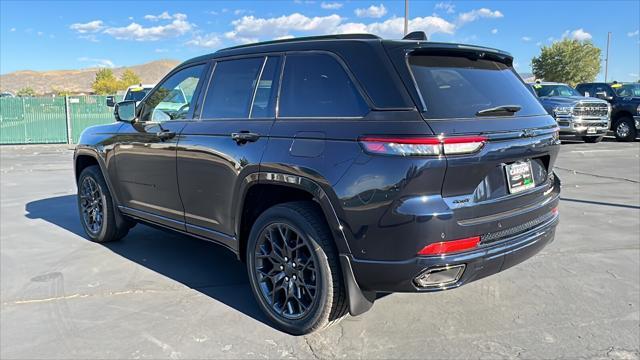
<box><xmin>124</xmin><ymin>88</ymin><xmax>151</xmax><ymax>102</ymax></box>
<box><xmin>409</xmin><ymin>55</ymin><xmax>546</xmax><ymax>119</ymax></box>
<box><xmin>533</xmin><ymin>84</ymin><xmax>581</xmax><ymax>97</ymax></box>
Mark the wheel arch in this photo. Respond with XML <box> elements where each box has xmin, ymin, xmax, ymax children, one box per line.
<box><xmin>235</xmin><ymin>172</ymin><xmax>375</xmax><ymax>317</ymax></box>
<box><xmin>235</xmin><ymin>172</ymin><xmax>352</xmax><ymax>262</ymax></box>
<box><xmin>74</xmin><ymin>147</ymin><xmax>129</xmax><ymax>228</ymax></box>
<box><xmin>612</xmin><ymin>110</ymin><xmax>633</xmax><ymax>123</ymax></box>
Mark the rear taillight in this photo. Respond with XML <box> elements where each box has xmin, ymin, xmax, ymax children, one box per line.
<box><xmin>441</xmin><ymin>136</ymin><xmax>487</xmax><ymax>155</ymax></box>
<box><xmin>359</xmin><ymin>136</ymin><xmax>487</xmax><ymax>156</ymax></box>
<box><xmin>417</xmin><ymin>236</ymin><xmax>480</xmax><ymax>256</ymax></box>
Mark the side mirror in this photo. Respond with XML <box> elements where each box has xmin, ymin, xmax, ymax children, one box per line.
<box><xmin>595</xmin><ymin>91</ymin><xmax>613</xmax><ymax>101</ymax></box>
<box><xmin>114</xmin><ymin>100</ymin><xmax>137</xmax><ymax>123</ymax></box>
<box><xmin>106</xmin><ymin>96</ymin><xmax>115</xmax><ymax>107</ymax></box>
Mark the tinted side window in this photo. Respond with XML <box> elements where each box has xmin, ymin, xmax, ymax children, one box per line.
<box><xmin>250</xmin><ymin>56</ymin><xmax>281</xmax><ymax>118</ymax></box>
<box><xmin>141</xmin><ymin>64</ymin><xmax>206</xmax><ymax>122</ymax></box>
<box><xmin>201</xmin><ymin>57</ymin><xmax>264</xmax><ymax>119</ymax></box>
<box><xmin>279</xmin><ymin>53</ymin><xmax>368</xmax><ymax>118</ymax></box>
<box><xmin>575</xmin><ymin>84</ymin><xmax>587</xmax><ymax>96</ymax></box>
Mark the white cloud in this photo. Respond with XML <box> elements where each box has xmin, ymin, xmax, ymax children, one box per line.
<box><xmin>104</xmin><ymin>13</ymin><xmax>193</xmax><ymax>41</ymax></box>
<box><xmin>562</xmin><ymin>28</ymin><xmax>592</xmax><ymax>41</ymax></box>
<box><xmin>223</xmin><ymin>7</ymin><xmax>498</xmax><ymax>44</ymax></box>
<box><xmin>355</xmin><ymin>4</ymin><xmax>387</xmax><ymax>18</ymax></box>
<box><xmin>78</xmin><ymin>57</ymin><xmax>115</xmax><ymax>68</ymax></box>
<box><xmin>10</xmin><ymin>27</ymin><xmax>16</xmax><ymax>32</ymax></box>
<box><xmin>78</xmin><ymin>34</ymin><xmax>99</xmax><ymax>42</ymax></box>
<box><xmin>186</xmin><ymin>33</ymin><xmax>222</xmax><ymax>48</ymax></box>
<box><xmin>225</xmin><ymin>13</ymin><xmax>342</xmax><ymax>43</ymax></box>
<box><xmin>70</xmin><ymin>20</ymin><xmax>104</xmax><ymax>33</ymax></box>
<box><xmin>37</xmin><ymin>31</ymin><xmax>44</xmax><ymax>36</ymax></box>
<box><xmin>155</xmin><ymin>48</ymin><xmax>168</xmax><ymax>53</ymax></box>
<box><xmin>629</xmin><ymin>72</ymin><xmax>639</xmax><ymax>78</ymax></box>
<box><xmin>435</xmin><ymin>2</ymin><xmax>455</xmax><ymax>14</ymax></box>
<box><xmin>144</xmin><ymin>11</ymin><xmax>173</xmax><ymax>21</ymax></box>
<box><xmin>337</xmin><ymin>16</ymin><xmax>455</xmax><ymax>39</ymax></box>
<box><xmin>275</xmin><ymin>35</ymin><xmax>295</xmax><ymax>40</ymax></box>
<box><xmin>627</xmin><ymin>29</ymin><xmax>639</xmax><ymax>37</ymax></box>
<box><xmin>457</xmin><ymin>8</ymin><xmax>503</xmax><ymax>25</ymax></box>
<box><xmin>521</xmin><ymin>36</ymin><xmax>532</xmax><ymax>42</ymax></box>
<box><xmin>321</xmin><ymin>2</ymin><xmax>342</xmax><ymax>10</ymax></box>
<box><xmin>491</xmin><ymin>28</ymin><xmax>498</xmax><ymax>34</ymax></box>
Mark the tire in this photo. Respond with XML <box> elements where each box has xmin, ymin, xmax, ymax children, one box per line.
<box><xmin>613</xmin><ymin>117</ymin><xmax>637</xmax><ymax>142</ymax></box>
<box><xmin>77</xmin><ymin>165</ymin><xmax>130</xmax><ymax>243</ymax></box>
<box><xmin>583</xmin><ymin>135</ymin><xmax>604</xmax><ymax>143</ymax></box>
<box><xmin>246</xmin><ymin>201</ymin><xmax>348</xmax><ymax>335</ymax></box>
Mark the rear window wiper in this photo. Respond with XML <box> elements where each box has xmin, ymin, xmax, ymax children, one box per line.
<box><xmin>476</xmin><ymin>105</ymin><xmax>522</xmax><ymax>116</ymax></box>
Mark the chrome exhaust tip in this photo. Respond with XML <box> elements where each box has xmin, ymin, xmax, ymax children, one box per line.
<box><xmin>414</xmin><ymin>264</ymin><xmax>466</xmax><ymax>288</ymax></box>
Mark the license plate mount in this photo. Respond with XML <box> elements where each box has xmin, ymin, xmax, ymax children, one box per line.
<box><xmin>505</xmin><ymin>160</ymin><xmax>535</xmax><ymax>194</ymax></box>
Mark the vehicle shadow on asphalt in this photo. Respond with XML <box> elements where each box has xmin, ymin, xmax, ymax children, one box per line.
<box><xmin>25</xmin><ymin>194</ymin><xmax>273</xmax><ymax>329</ymax></box>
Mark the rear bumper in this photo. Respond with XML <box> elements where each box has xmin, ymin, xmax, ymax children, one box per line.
<box><xmin>349</xmin><ymin>211</ymin><xmax>558</xmax><ymax>292</ymax></box>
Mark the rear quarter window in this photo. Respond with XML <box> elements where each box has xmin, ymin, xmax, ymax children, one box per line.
<box><xmin>409</xmin><ymin>55</ymin><xmax>546</xmax><ymax>119</ymax></box>
<box><xmin>279</xmin><ymin>53</ymin><xmax>369</xmax><ymax>118</ymax></box>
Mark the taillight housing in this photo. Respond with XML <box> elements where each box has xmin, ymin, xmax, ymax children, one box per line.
<box><xmin>359</xmin><ymin>135</ymin><xmax>487</xmax><ymax>156</ymax></box>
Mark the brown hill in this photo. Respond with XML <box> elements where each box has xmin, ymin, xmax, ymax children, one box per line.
<box><xmin>0</xmin><ymin>59</ymin><xmax>180</xmax><ymax>95</ymax></box>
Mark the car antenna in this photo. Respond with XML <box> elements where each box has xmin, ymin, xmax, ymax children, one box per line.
<box><xmin>403</xmin><ymin>31</ymin><xmax>428</xmax><ymax>41</ymax></box>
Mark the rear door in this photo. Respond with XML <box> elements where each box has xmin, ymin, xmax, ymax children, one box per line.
<box><xmin>177</xmin><ymin>55</ymin><xmax>281</xmax><ymax>245</ymax></box>
<box><xmin>387</xmin><ymin>45</ymin><xmax>560</xmax><ymax>234</ymax></box>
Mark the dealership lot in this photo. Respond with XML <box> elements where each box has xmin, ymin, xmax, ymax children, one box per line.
<box><xmin>1</xmin><ymin>140</ymin><xmax>638</xmax><ymax>359</ymax></box>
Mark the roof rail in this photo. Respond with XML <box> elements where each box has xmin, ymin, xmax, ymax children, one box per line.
<box><xmin>218</xmin><ymin>34</ymin><xmax>381</xmax><ymax>52</ymax></box>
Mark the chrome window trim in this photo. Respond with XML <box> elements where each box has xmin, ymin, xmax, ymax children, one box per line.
<box><xmin>198</xmin><ymin>55</ymin><xmax>273</xmax><ymax>121</ymax></box>
<box><xmin>248</xmin><ymin>56</ymin><xmax>269</xmax><ymax>119</ymax></box>
<box><xmin>198</xmin><ymin>61</ymin><xmax>217</xmax><ymax>120</ymax></box>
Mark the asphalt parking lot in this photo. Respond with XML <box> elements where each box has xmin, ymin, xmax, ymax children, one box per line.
<box><xmin>1</xmin><ymin>139</ymin><xmax>639</xmax><ymax>359</ymax></box>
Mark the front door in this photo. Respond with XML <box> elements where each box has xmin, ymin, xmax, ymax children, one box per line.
<box><xmin>177</xmin><ymin>56</ymin><xmax>282</xmax><ymax>245</ymax></box>
<box><xmin>114</xmin><ymin>62</ymin><xmax>209</xmax><ymax>229</ymax></box>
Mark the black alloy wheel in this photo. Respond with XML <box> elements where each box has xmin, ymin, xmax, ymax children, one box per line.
<box><xmin>254</xmin><ymin>222</ymin><xmax>318</xmax><ymax>319</ymax></box>
<box><xmin>79</xmin><ymin>176</ymin><xmax>104</xmax><ymax>235</ymax></box>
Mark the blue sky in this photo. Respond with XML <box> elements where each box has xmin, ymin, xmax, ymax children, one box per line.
<box><xmin>1</xmin><ymin>0</ymin><xmax>639</xmax><ymax>81</ymax></box>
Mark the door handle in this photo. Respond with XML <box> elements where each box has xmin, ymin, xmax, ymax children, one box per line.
<box><xmin>156</xmin><ymin>129</ymin><xmax>176</xmax><ymax>141</ymax></box>
<box><xmin>231</xmin><ymin>131</ymin><xmax>260</xmax><ymax>144</ymax></box>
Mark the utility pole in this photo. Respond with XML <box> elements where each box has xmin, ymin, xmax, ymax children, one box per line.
<box><xmin>404</xmin><ymin>0</ymin><xmax>409</xmax><ymax>36</ymax></box>
<box><xmin>604</xmin><ymin>32</ymin><xmax>611</xmax><ymax>82</ymax></box>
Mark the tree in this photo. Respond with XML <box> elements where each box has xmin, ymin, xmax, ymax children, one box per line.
<box><xmin>92</xmin><ymin>68</ymin><xmax>120</xmax><ymax>95</ymax></box>
<box><xmin>16</xmin><ymin>87</ymin><xmax>36</xmax><ymax>97</ymax></box>
<box><xmin>119</xmin><ymin>69</ymin><xmax>142</xmax><ymax>88</ymax></box>
<box><xmin>52</xmin><ymin>88</ymin><xmax>71</xmax><ymax>97</ymax></box>
<box><xmin>532</xmin><ymin>39</ymin><xmax>601</xmax><ymax>87</ymax></box>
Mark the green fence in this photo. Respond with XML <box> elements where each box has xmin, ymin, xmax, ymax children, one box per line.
<box><xmin>0</xmin><ymin>95</ymin><xmax>117</xmax><ymax>145</ymax></box>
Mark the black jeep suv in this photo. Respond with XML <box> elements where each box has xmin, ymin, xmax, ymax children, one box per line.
<box><xmin>74</xmin><ymin>34</ymin><xmax>561</xmax><ymax>335</ymax></box>
<box><xmin>575</xmin><ymin>82</ymin><xmax>640</xmax><ymax>141</ymax></box>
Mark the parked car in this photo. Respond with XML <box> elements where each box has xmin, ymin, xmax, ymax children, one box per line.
<box><xmin>106</xmin><ymin>84</ymin><xmax>155</xmax><ymax>107</ymax></box>
<box><xmin>0</xmin><ymin>91</ymin><xmax>15</xmax><ymax>98</ymax></box>
<box><xmin>529</xmin><ymin>82</ymin><xmax>610</xmax><ymax>143</ymax></box>
<box><xmin>575</xmin><ymin>82</ymin><xmax>640</xmax><ymax>141</ymax></box>
<box><xmin>74</xmin><ymin>34</ymin><xmax>561</xmax><ymax>335</ymax></box>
